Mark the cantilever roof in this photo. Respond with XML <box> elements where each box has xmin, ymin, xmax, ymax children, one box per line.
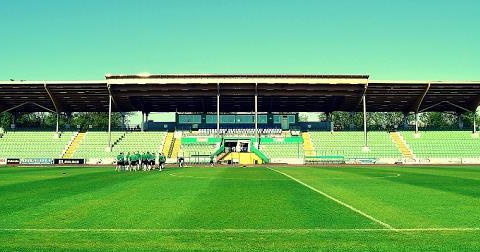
<box><xmin>0</xmin><ymin>74</ymin><xmax>479</xmax><ymax>113</ymax></box>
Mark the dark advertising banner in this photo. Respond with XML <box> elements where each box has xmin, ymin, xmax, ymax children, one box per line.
<box><xmin>6</xmin><ymin>159</ymin><xmax>20</xmax><ymax>165</ymax></box>
<box><xmin>54</xmin><ymin>159</ymin><xmax>85</xmax><ymax>165</ymax></box>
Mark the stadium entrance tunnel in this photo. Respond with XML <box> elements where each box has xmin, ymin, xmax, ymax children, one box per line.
<box><xmin>217</xmin><ymin>139</ymin><xmax>267</xmax><ymax>165</ymax></box>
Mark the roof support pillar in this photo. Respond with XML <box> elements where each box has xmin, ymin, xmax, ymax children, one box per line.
<box><xmin>140</xmin><ymin>112</ymin><xmax>144</xmax><ymax>132</ymax></box>
<box><xmin>362</xmin><ymin>94</ymin><xmax>369</xmax><ymax>151</ymax></box>
<box><xmin>473</xmin><ymin>110</ymin><xmax>477</xmax><ymax>134</ymax></box>
<box><xmin>145</xmin><ymin>112</ymin><xmax>149</xmax><ymax>131</ymax></box>
<box><xmin>254</xmin><ymin>83</ymin><xmax>258</xmax><ymax>140</ymax></box>
<box><xmin>414</xmin><ymin>112</ymin><xmax>420</xmax><ymax>136</ymax></box>
<box><xmin>217</xmin><ymin>83</ymin><xmax>220</xmax><ymax>136</ymax></box>
<box><xmin>330</xmin><ymin>113</ymin><xmax>334</xmax><ymax>133</ymax></box>
<box><xmin>56</xmin><ymin>113</ymin><xmax>60</xmax><ymax>135</ymax></box>
<box><xmin>107</xmin><ymin>94</ymin><xmax>112</xmax><ymax>152</ymax></box>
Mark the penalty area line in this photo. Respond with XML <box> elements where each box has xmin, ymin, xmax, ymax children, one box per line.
<box><xmin>268</xmin><ymin>167</ymin><xmax>396</xmax><ymax>231</ymax></box>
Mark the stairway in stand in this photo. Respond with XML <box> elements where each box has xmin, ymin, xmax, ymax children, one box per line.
<box><xmin>302</xmin><ymin>132</ymin><xmax>315</xmax><ymax>156</ymax></box>
<box><xmin>161</xmin><ymin>131</ymin><xmax>181</xmax><ymax>159</ymax></box>
<box><xmin>62</xmin><ymin>131</ymin><xmax>86</xmax><ymax>158</ymax></box>
<box><xmin>216</xmin><ymin>151</ymin><xmax>228</xmax><ymax>161</ymax></box>
<box><xmin>162</xmin><ymin>132</ymin><xmax>174</xmax><ymax>156</ymax></box>
<box><xmin>169</xmin><ymin>137</ymin><xmax>181</xmax><ymax>159</ymax></box>
<box><xmin>390</xmin><ymin>132</ymin><xmax>414</xmax><ymax>159</ymax></box>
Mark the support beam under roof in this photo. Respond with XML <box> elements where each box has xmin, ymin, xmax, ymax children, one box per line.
<box><xmin>44</xmin><ymin>83</ymin><xmax>64</xmax><ymax>113</ymax></box>
<box><xmin>353</xmin><ymin>83</ymin><xmax>368</xmax><ymax>112</ymax></box>
<box><xmin>411</xmin><ymin>83</ymin><xmax>431</xmax><ymax>113</ymax></box>
<box><xmin>107</xmin><ymin>84</ymin><xmax>121</xmax><ymax>112</ymax></box>
<box><xmin>471</xmin><ymin>94</ymin><xmax>480</xmax><ymax>112</ymax></box>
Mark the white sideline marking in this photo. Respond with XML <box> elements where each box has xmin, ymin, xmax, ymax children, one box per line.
<box><xmin>268</xmin><ymin>167</ymin><xmax>396</xmax><ymax>230</ymax></box>
<box><xmin>1</xmin><ymin>228</ymin><xmax>479</xmax><ymax>233</ymax></box>
<box><xmin>397</xmin><ymin>228</ymin><xmax>480</xmax><ymax>232</ymax></box>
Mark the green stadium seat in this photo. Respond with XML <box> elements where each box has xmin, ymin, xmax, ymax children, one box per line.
<box><xmin>401</xmin><ymin>131</ymin><xmax>480</xmax><ymax>158</ymax></box>
<box><xmin>72</xmin><ymin>131</ymin><xmax>166</xmax><ymax>159</ymax></box>
<box><xmin>0</xmin><ymin>131</ymin><xmax>75</xmax><ymax>158</ymax></box>
<box><xmin>259</xmin><ymin>138</ymin><xmax>304</xmax><ymax>159</ymax></box>
<box><xmin>309</xmin><ymin>131</ymin><xmax>402</xmax><ymax>159</ymax></box>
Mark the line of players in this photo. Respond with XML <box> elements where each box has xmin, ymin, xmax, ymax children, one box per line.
<box><xmin>115</xmin><ymin>151</ymin><xmax>167</xmax><ymax>171</ymax></box>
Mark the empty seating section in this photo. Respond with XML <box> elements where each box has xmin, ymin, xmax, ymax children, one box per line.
<box><xmin>260</xmin><ymin>143</ymin><xmax>304</xmax><ymax>158</ymax></box>
<box><xmin>71</xmin><ymin>132</ymin><xmax>125</xmax><ymax>159</ymax></box>
<box><xmin>259</xmin><ymin>137</ymin><xmax>304</xmax><ymax>158</ymax></box>
<box><xmin>71</xmin><ymin>131</ymin><xmax>166</xmax><ymax>159</ymax></box>
<box><xmin>0</xmin><ymin>131</ymin><xmax>75</xmax><ymax>158</ymax></box>
<box><xmin>179</xmin><ymin>137</ymin><xmax>220</xmax><ymax>163</ymax></box>
<box><xmin>309</xmin><ymin>131</ymin><xmax>401</xmax><ymax>158</ymax></box>
<box><xmin>401</xmin><ymin>131</ymin><xmax>480</xmax><ymax>158</ymax></box>
<box><xmin>113</xmin><ymin>131</ymin><xmax>166</xmax><ymax>154</ymax></box>
<box><xmin>180</xmin><ymin>137</ymin><xmax>220</xmax><ymax>157</ymax></box>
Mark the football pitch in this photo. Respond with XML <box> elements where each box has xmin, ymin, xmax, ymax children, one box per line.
<box><xmin>1</xmin><ymin>165</ymin><xmax>480</xmax><ymax>251</ymax></box>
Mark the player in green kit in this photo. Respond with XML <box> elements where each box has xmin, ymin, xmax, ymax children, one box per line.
<box><xmin>146</xmin><ymin>152</ymin><xmax>154</xmax><ymax>170</ymax></box>
<box><xmin>159</xmin><ymin>152</ymin><xmax>166</xmax><ymax>171</ymax></box>
<box><xmin>150</xmin><ymin>152</ymin><xmax>156</xmax><ymax>169</ymax></box>
<box><xmin>125</xmin><ymin>152</ymin><xmax>131</xmax><ymax>171</ymax></box>
<box><xmin>141</xmin><ymin>152</ymin><xmax>148</xmax><ymax>171</ymax></box>
<box><xmin>130</xmin><ymin>151</ymin><xmax>139</xmax><ymax>171</ymax></box>
<box><xmin>135</xmin><ymin>151</ymin><xmax>142</xmax><ymax>171</ymax></box>
<box><xmin>115</xmin><ymin>152</ymin><xmax>125</xmax><ymax>171</ymax></box>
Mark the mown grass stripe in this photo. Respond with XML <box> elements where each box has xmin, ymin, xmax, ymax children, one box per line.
<box><xmin>268</xmin><ymin>167</ymin><xmax>396</xmax><ymax>230</ymax></box>
<box><xmin>2</xmin><ymin>228</ymin><xmax>479</xmax><ymax>233</ymax></box>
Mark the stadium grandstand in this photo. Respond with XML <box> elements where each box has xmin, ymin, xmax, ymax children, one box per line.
<box><xmin>1</xmin><ymin>74</ymin><xmax>480</xmax><ymax>165</ymax></box>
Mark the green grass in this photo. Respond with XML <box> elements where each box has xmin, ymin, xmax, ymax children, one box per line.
<box><xmin>1</xmin><ymin>165</ymin><xmax>480</xmax><ymax>251</ymax></box>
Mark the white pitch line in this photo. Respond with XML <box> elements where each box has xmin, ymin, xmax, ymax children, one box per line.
<box><xmin>1</xmin><ymin>228</ymin><xmax>479</xmax><ymax>233</ymax></box>
<box><xmin>396</xmin><ymin>228</ymin><xmax>480</xmax><ymax>232</ymax></box>
<box><xmin>268</xmin><ymin>167</ymin><xmax>396</xmax><ymax>230</ymax></box>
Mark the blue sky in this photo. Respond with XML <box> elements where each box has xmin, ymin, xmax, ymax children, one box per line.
<box><xmin>1</xmin><ymin>0</ymin><xmax>479</xmax><ymax>81</ymax></box>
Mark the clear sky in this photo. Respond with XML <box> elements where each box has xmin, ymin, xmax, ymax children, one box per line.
<box><xmin>1</xmin><ymin>0</ymin><xmax>479</xmax><ymax>81</ymax></box>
